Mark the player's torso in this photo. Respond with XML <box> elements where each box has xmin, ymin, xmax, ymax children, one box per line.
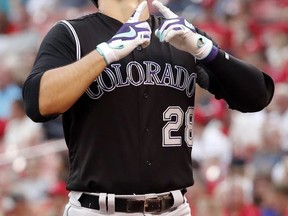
<box><xmin>64</xmin><ymin>13</ymin><xmax>197</xmax><ymax>194</ymax></box>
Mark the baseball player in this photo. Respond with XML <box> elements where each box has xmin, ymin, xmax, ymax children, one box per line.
<box><xmin>22</xmin><ymin>0</ymin><xmax>274</xmax><ymax>215</ymax></box>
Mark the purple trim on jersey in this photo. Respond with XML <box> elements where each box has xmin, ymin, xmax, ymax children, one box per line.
<box><xmin>199</xmin><ymin>46</ymin><xmax>219</xmax><ymax>63</ymax></box>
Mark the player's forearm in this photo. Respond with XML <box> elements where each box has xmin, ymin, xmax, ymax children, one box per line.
<box><xmin>202</xmin><ymin>49</ymin><xmax>274</xmax><ymax>112</ymax></box>
<box><xmin>39</xmin><ymin>50</ymin><xmax>106</xmax><ymax>116</ymax></box>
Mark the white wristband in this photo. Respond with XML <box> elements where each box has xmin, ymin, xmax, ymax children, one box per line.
<box><xmin>96</xmin><ymin>42</ymin><xmax>117</xmax><ymax>65</ymax></box>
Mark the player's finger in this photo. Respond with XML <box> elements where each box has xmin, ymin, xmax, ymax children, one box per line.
<box><xmin>129</xmin><ymin>1</ymin><xmax>148</xmax><ymax>22</ymax></box>
<box><xmin>152</xmin><ymin>0</ymin><xmax>178</xmax><ymax>19</ymax></box>
<box><xmin>165</xmin><ymin>28</ymin><xmax>183</xmax><ymax>43</ymax></box>
<box><xmin>156</xmin><ymin>24</ymin><xmax>183</xmax><ymax>42</ymax></box>
<box><xmin>139</xmin><ymin>34</ymin><xmax>151</xmax><ymax>48</ymax></box>
<box><xmin>157</xmin><ymin>19</ymin><xmax>178</xmax><ymax>37</ymax></box>
<box><xmin>155</xmin><ymin>19</ymin><xmax>178</xmax><ymax>42</ymax></box>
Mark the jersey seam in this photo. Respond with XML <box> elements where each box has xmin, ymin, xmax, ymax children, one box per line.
<box><xmin>57</xmin><ymin>20</ymin><xmax>81</xmax><ymax>61</ymax></box>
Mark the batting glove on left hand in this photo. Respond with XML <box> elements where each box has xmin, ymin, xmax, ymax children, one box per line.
<box><xmin>96</xmin><ymin>1</ymin><xmax>152</xmax><ymax>65</ymax></box>
<box><xmin>153</xmin><ymin>0</ymin><xmax>217</xmax><ymax>61</ymax></box>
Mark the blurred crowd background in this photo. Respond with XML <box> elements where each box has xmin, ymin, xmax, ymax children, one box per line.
<box><xmin>0</xmin><ymin>0</ymin><xmax>288</xmax><ymax>215</ymax></box>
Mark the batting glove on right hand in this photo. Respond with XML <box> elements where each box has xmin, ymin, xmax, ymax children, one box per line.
<box><xmin>96</xmin><ymin>1</ymin><xmax>151</xmax><ymax>65</ymax></box>
<box><xmin>153</xmin><ymin>0</ymin><xmax>217</xmax><ymax>61</ymax></box>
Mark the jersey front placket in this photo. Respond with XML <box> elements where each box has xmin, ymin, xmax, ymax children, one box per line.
<box><xmin>130</xmin><ymin>45</ymin><xmax>154</xmax><ymax>191</ymax></box>
<box><xmin>129</xmin><ymin>31</ymin><xmax>198</xmax><ymax>192</ymax></box>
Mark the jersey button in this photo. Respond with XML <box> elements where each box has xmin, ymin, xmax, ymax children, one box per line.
<box><xmin>143</xmin><ymin>92</ymin><xmax>149</xmax><ymax>99</ymax></box>
<box><xmin>146</xmin><ymin>161</ymin><xmax>152</xmax><ymax>166</ymax></box>
<box><xmin>136</xmin><ymin>45</ymin><xmax>142</xmax><ymax>51</ymax></box>
<box><xmin>145</xmin><ymin>128</ymin><xmax>149</xmax><ymax>132</ymax></box>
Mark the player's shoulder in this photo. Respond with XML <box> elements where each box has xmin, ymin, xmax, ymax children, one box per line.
<box><xmin>66</xmin><ymin>12</ymin><xmax>130</xmax><ymax>29</ymax></box>
<box><xmin>64</xmin><ymin>12</ymin><xmax>101</xmax><ymax>27</ymax></box>
<box><xmin>69</xmin><ymin>12</ymin><xmax>99</xmax><ymax>22</ymax></box>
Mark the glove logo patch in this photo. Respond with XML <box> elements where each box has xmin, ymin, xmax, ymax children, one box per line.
<box><xmin>197</xmin><ymin>37</ymin><xmax>206</xmax><ymax>48</ymax></box>
<box><xmin>113</xmin><ymin>26</ymin><xmax>137</xmax><ymax>40</ymax></box>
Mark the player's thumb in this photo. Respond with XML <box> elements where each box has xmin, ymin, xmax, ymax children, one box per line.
<box><xmin>152</xmin><ymin>1</ymin><xmax>178</xmax><ymax>19</ymax></box>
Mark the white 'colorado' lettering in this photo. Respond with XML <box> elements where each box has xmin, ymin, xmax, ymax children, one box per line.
<box><xmin>86</xmin><ymin>61</ymin><xmax>196</xmax><ymax>99</ymax></box>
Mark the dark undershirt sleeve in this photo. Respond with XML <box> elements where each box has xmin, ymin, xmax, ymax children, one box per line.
<box><xmin>22</xmin><ymin>22</ymin><xmax>76</xmax><ymax>122</ymax></box>
<box><xmin>197</xmin><ymin>49</ymin><xmax>274</xmax><ymax>112</ymax></box>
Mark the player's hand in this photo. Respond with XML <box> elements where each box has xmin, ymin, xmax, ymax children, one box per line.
<box><xmin>152</xmin><ymin>0</ymin><xmax>216</xmax><ymax>60</ymax></box>
<box><xmin>96</xmin><ymin>1</ymin><xmax>151</xmax><ymax>65</ymax></box>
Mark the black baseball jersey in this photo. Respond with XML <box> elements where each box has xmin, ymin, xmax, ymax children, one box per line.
<box><xmin>23</xmin><ymin>12</ymin><xmax>274</xmax><ymax>194</ymax></box>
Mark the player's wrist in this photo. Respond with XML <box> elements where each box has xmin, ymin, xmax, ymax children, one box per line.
<box><xmin>196</xmin><ymin>45</ymin><xmax>219</xmax><ymax>63</ymax></box>
<box><xmin>189</xmin><ymin>34</ymin><xmax>217</xmax><ymax>61</ymax></box>
<box><xmin>96</xmin><ymin>42</ymin><xmax>117</xmax><ymax>65</ymax></box>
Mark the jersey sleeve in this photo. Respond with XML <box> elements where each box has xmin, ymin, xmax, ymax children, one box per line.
<box><xmin>196</xmin><ymin>49</ymin><xmax>275</xmax><ymax>112</ymax></box>
<box><xmin>23</xmin><ymin>22</ymin><xmax>76</xmax><ymax>122</ymax></box>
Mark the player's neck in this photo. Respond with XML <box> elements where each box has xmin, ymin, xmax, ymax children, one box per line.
<box><xmin>98</xmin><ymin>0</ymin><xmax>150</xmax><ymax>23</ymax></box>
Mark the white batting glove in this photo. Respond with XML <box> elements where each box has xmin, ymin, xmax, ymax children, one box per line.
<box><xmin>96</xmin><ymin>1</ymin><xmax>152</xmax><ymax>65</ymax></box>
<box><xmin>153</xmin><ymin>0</ymin><xmax>216</xmax><ymax>60</ymax></box>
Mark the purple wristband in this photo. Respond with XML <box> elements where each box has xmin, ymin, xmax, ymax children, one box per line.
<box><xmin>199</xmin><ymin>46</ymin><xmax>219</xmax><ymax>63</ymax></box>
